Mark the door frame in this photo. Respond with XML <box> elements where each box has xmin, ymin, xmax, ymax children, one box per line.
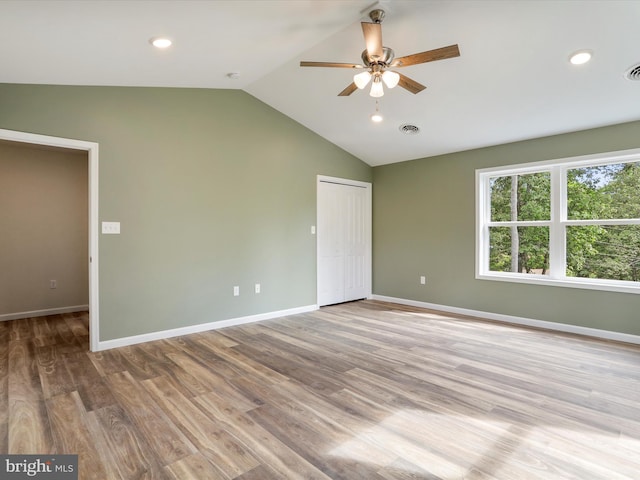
<box><xmin>316</xmin><ymin>175</ymin><xmax>372</xmax><ymax>306</ymax></box>
<box><xmin>0</xmin><ymin>128</ymin><xmax>99</xmax><ymax>351</ymax></box>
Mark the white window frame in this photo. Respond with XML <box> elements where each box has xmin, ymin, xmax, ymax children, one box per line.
<box><xmin>476</xmin><ymin>147</ymin><xmax>640</xmax><ymax>295</ymax></box>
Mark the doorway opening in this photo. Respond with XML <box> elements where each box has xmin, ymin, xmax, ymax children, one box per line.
<box><xmin>0</xmin><ymin>128</ymin><xmax>99</xmax><ymax>351</ymax></box>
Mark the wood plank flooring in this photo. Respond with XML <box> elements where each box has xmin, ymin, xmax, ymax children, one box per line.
<box><xmin>2</xmin><ymin>300</ymin><xmax>640</xmax><ymax>479</ymax></box>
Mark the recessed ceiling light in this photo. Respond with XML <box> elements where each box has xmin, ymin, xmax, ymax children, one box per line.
<box><xmin>569</xmin><ymin>50</ymin><xmax>592</xmax><ymax>65</ymax></box>
<box><xmin>370</xmin><ymin>100</ymin><xmax>383</xmax><ymax>122</ymax></box>
<box><xmin>150</xmin><ymin>37</ymin><xmax>172</xmax><ymax>49</ymax></box>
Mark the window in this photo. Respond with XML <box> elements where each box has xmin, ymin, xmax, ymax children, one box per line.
<box><xmin>476</xmin><ymin>148</ymin><xmax>640</xmax><ymax>294</ymax></box>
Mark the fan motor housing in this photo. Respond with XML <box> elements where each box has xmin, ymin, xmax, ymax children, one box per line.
<box><xmin>361</xmin><ymin>47</ymin><xmax>395</xmax><ymax>66</ymax></box>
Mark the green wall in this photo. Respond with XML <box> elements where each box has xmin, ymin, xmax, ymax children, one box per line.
<box><xmin>0</xmin><ymin>84</ymin><xmax>371</xmax><ymax>341</ymax></box>
<box><xmin>2</xmin><ymin>82</ymin><xmax>638</xmax><ymax>341</ymax></box>
<box><xmin>373</xmin><ymin>120</ymin><xmax>640</xmax><ymax>336</ymax></box>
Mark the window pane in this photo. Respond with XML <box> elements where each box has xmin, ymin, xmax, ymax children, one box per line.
<box><xmin>489</xmin><ymin>226</ymin><xmax>550</xmax><ymax>274</ymax></box>
<box><xmin>567</xmin><ymin>225</ymin><xmax>640</xmax><ymax>282</ymax></box>
<box><xmin>490</xmin><ymin>172</ymin><xmax>550</xmax><ymax>222</ymax></box>
<box><xmin>567</xmin><ymin>162</ymin><xmax>640</xmax><ymax>220</ymax></box>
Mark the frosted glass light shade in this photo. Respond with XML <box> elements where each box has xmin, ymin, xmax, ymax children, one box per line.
<box><xmin>354</xmin><ymin>71</ymin><xmax>372</xmax><ymax>89</ymax></box>
<box><xmin>382</xmin><ymin>70</ymin><xmax>400</xmax><ymax>88</ymax></box>
<box><xmin>370</xmin><ymin>79</ymin><xmax>384</xmax><ymax>97</ymax></box>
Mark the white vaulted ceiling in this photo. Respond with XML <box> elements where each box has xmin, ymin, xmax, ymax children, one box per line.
<box><xmin>1</xmin><ymin>0</ymin><xmax>639</xmax><ymax>166</ymax></box>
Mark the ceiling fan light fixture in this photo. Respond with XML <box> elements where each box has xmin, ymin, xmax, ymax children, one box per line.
<box><xmin>370</xmin><ymin>77</ymin><xmax>384</xmax><ymax>97</ymax></box>
<box><xmin>299</xmin><ymin>7</ymin><xmax>459</xmax><ymax>98</ymax></box>
<box><xmin>382</xmin><ymin>70</ymin><xmax>400</xmax><ymax>88</ymax></box>
<box><xmin>354</xmin><ymin>71</ymin><xmax>372</xmax><ymax>89</ymax></box>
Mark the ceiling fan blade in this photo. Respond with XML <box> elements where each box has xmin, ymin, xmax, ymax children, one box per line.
<box><xmin>397</xmin><ymin>73</ymin><xmax>426</xmax><ymax>94</ymax></box>
<box><xmin>392</xmin><ymin>44</ymin><xmax>460</xmax><ymax>67</ymax></box>
<box><xmin>361</xmin><ymin>22</ymin><xmax>383</xmax><ymax>60</ymax></box>
<box><xmin>300</xmin><ymin>61</ymin><xmax>364</xmax><ymax>68</ymax></box>
<box><xmin>338</xmin><ymin>82</ymin><xmax>359</xmax><ymax>96</ymax></box>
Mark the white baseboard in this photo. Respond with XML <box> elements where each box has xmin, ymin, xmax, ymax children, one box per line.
<box><xmin>372</xmin><ymin>295</ymin><xmax>640</xmax><ymax>345</ymax></box>
<box><xmin>96</xmin><ymin>304</ymin><xmax>319</xmax><ymax>351</ymax></box>
<box><xmin>0</xmin><ymin>305</ymin><xmax>89</xmax><ymax>322</ymax></box>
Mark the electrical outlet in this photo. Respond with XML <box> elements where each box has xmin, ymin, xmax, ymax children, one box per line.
<box><xmin>420</xmin><ymin>276</ymin><xmax>426</xmax><ymax>285</ymax></box>
<box><xmin>255</xmin><ymin>283</ymin><xmax>261</xmax><ymax>294</ymax></box>
<box><xmin>233</xmin><ymin>286</ymin><xmax>240</xmax><ymax>296</ymax></box>
<box><xmin>50</xmin><ymin>280</ymin><xmax>57</xmax><ymax>289</ymax></box>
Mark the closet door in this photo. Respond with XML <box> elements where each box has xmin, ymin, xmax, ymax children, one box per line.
<box><xmin>317</xmin><ymin>177</ymin><xmax>371</xmax><ymax>307</ymax></box>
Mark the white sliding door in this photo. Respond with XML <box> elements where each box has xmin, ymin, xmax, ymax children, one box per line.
<box><xmin>317</xmin><ymin>176</ymin><xmax>371</xmax><ymax>306</ymax></box>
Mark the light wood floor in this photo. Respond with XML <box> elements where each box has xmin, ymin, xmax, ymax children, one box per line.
<box><xmin>2</xmin><ymin>300</ymin><xmax>640</xmax><ymax>479</ymax></box>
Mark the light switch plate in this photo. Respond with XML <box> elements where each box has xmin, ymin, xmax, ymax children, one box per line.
<box><xmin>102</xmin><ymin>221</ymin><xmax>121</xmax><ymax>234</ymax></box>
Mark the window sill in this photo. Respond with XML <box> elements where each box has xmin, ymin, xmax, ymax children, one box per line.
<box><xmin>476</xmin><ymin>272</ymin><xmax>640</xmax><ymax>295</ymax></box>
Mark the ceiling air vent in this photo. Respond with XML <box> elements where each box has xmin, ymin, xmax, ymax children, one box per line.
<box><xmin>624</xmin><ymin>63</ymin><xmax>640</xmax><ymax>81</ymax></box>
<box><xmin>399</xmin><ymin>124</ymin><xmax>420</xmax><ymax>135</ymax></box>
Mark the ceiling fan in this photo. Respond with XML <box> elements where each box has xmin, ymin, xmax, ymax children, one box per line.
<box><xmin>300</xmin><ymin>8</ymin><xmax>460</xmax><ymax>97</ymax></box>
